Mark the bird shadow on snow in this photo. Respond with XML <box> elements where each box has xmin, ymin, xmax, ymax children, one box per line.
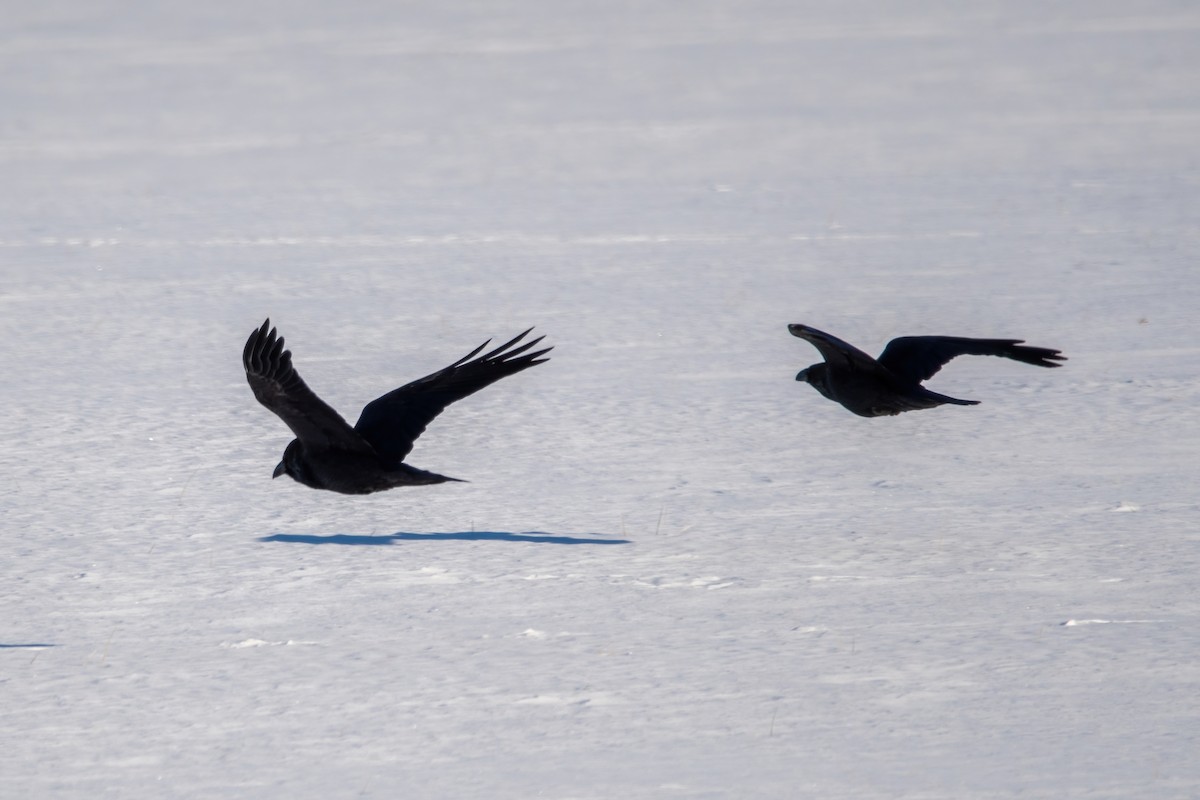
<box><xmin>0</xmin><ymin>643</ymin><xmax>57</xmax><ymax>649</ymax></box>
<box><xmin>259</xmin><ymin>531</ymin><xmax>631</xmax><ymax>546</ymax></box>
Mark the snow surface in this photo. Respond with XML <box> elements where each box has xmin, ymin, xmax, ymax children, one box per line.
<box><xmin>3</xmin><ymin>1</ymin><xmax>1200</xmax><ymax>797</ymax></box>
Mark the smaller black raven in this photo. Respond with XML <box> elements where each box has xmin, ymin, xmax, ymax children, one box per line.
<box><xmin>788</xmin><ymin>323</ymin><xmax>1065</xmax><ymax>417</ymax></box>
<box><xmin>244</xmin><ymin>320</ymin><xmax>551</xmax><ymax>493</ymax></box>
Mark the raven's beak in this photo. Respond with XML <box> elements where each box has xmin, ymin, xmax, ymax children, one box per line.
<box><xmin>795</xmin><ymin>368</ymin><xmax>809</xmax><ymax>382</ymax></box>
<box><xmin>272</xmin><ymin>461</ymin><xmax>287</xmax><ymax>479</ymax></box>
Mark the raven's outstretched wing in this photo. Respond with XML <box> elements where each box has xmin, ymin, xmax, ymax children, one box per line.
<box><xmin>353</xmin><ymin>328</ymin><xmax>552</xmax><ymax>464</ymax></box>
<box><xmin>243</xmin><ymin>319</ymin><xmax>371</xmax><ymax>452</ymax></box>
<box><xmin>877</xmin><ymin>336</ymin><xmax>1066</xmax><ymax>385</ymax></box>
<box><xmin>788</xmin><ymin>324</ymin><xmax>881</xmax><ymax>370</ymax></box>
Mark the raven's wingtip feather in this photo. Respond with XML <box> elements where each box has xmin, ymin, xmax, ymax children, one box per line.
<box><xmin>480</xmin><ymin>328</ymin><xmax>538</xmax><ymax>361</ymax></box>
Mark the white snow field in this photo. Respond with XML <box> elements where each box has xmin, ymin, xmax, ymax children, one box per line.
<box><xmin>3</xmin><ymin>1</ymin><xmax>1199</xmax><ymax>797</ymax></box>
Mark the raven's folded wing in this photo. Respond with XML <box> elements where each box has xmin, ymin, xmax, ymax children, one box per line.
<box><xmin>353</xmin><ymin>328</ymin><xmax>551</xmax><ymax>465</ymax></box>
<box><xmin>877</xmin><ymin>336</ymin><xmax>1066</xmax><ymax>385</ymax></box>
<box><xmin>243</xmin><ymin>319</ymin><xmax>371</xmax><ymax>453</ymax></box>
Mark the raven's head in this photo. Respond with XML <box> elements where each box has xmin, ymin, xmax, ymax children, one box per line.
<box><xmin>795</xmin><ymin>363</ymin><xmax>833</xmax><ymax>400</ymax></box>
<box><xmin>273</xmin><ymin>439</ymin><xmax>301</xmax><ymax>481</ymax></box>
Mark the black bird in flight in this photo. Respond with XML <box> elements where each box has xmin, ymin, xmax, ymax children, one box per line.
<box><xmin>243</xmin><ymin>320</ymin><xmax>551</xmax><ymax>493</ymax></box>
<box><xmin>788</xmin><ymin>323</ymin><xmax>1065</xmax><ymax>417</ymax></box>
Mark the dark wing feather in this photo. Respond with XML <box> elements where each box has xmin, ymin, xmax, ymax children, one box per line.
<box><xmin>877</xmin><ymin>336</ymin><xmax>1067</xmax><ymax>384</ymax></box>
<box><xmin>788</xmin><ymin>324</ymin><xmax>881</xmax><ymax>370</ymax></box>
<box><xmin>353</xmin><ymin>328</ymin><xmax>552</xmax><ymax>464</ymax></box>
<box><xmin>243</xmin><ymin>319</ymin><xmax>371</xmax><ymax>452</ymax></box>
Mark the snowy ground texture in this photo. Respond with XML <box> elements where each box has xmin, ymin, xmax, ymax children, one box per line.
<box><xmin>3</xmin><ymin>1</ymin><xmax>1200</xmax><ymax>797</ymax></box>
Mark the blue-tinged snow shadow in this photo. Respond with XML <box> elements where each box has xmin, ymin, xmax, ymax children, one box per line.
<box><xmin>259</xmin><ymin>531</ymin><xmax>631</xmax><ymax>546</ymax></box>
<box><xmin>1</xmin><ymin>643</ymin><xmax>56</xmax><ymax>649</ymax></box>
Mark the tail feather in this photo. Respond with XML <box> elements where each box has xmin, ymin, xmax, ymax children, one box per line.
<box><xmin>918</xmin><ymin>386</ymin><xmax>980</xmax><ymax>407</ymax></box>
<box><xmin>392</xmin><ymin>463</ymin><xmax>468</xmax><ymax>485</ymax></box>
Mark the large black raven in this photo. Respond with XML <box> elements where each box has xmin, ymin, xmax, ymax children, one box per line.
<box><xmin>788</xmin><ymin>323</ymin><xmax>1065</xmax><ymax>417</ymax></box>
<box><xmin>243</xmin><ymin>320</ymin><xmax>551</xmax><ymax>493</ymax></box>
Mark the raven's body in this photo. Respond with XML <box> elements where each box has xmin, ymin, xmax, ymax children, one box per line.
<box><xmin>271</xmin><ymin>439</ymin><xmax>453</xmax><ymax>494</ymax></box>
<box><xmin>243</xmin><ymin>320</ymin><xmax>550</xmax><ymax>493</ymax></box>
<box><xmin>789</xmin><ymin>324</ymin><xmax>1065</xmax><ymax>417</ymax></box>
